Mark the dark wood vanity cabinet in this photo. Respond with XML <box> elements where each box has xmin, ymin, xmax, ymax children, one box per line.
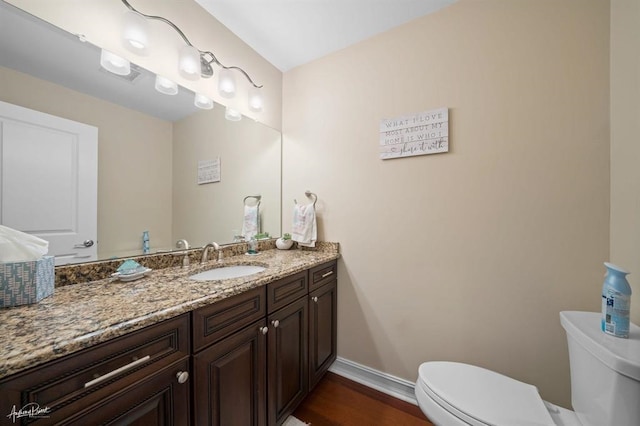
<box><xmin>0</xmin><ymin>260</ymin><xmax>338</xmax><ymax>426</ymax></box>
<box><xmin>0</xmin><ymin>313</ymin><xmax>191</xmax><ymax>426</ymax></box>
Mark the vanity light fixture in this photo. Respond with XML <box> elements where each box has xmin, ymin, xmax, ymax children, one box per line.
<box><xmin>154</xmin><ymin>75</ymin><xmax>178</xmax><ymax>95</ymax></box>
<box><xmin>100</xmin><ymin>49</ymin><xmax>131</xmax><ymax>76</ymax></box>
<box><xmin>225</xmin><ymin>106</ymin><xmax>242</xmax><ymax>121</ymax></box>
<box><xmin>194</xmin><ymin>93</ymin><xmax>214</xmax><ymax>110</ymax></box>
<box><xmin>120</xmin><ymin>0</ymin><xmax>264</xmax><ymax>112</ymax></box>
<box><xmin>122</xmin><ymin>9</ymin><xmax>149</xmax><ymax>54</ymax></box>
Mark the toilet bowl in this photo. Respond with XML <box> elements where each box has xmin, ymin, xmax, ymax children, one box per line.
<box><xmin>415</xmin><ymin>312</ymin><xmax>640</xmax><ymax>426</ymax></box>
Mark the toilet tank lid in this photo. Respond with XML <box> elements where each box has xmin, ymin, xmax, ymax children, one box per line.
<box><xmin>560</xmin><ymin>311</ymin><xmax>640</xmax><ymax>381</ymax></box>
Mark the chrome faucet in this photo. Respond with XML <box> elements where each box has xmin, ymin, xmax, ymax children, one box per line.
<box><xmin>201</xmin><ymin>242</ymin><xmax>220</xmax><ymax>264</ymax></box>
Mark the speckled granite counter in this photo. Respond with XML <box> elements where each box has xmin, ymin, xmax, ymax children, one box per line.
<box><xmin>0</xmin><ymin>247</ymin><xmax>339</xmax><ymax>379</ymax></box>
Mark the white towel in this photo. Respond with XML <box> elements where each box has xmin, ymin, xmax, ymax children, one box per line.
<box><xmin>291</xmin><ymin>204</ymin><xmax>316</xmax><ymax>248</ymax></box>
<box><xmin>242</xmin><ymin>205</ymin><xmax>259</xmax><ymax>240</ymax></box>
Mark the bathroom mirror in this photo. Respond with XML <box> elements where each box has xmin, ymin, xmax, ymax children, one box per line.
<box><xmin>0</xmin><ymin>1</ymin><xmax>281</xmax><ymax>262</ymax></box>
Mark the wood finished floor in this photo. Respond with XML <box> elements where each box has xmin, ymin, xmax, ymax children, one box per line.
<box><xmin>293</xmin><ymin>372</ymin><xmax>434</xmax><ymax>426</ymax></box>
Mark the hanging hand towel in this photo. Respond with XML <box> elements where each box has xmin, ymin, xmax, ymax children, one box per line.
<box><xmin>292</xmin><ymin>204</ymin><xmax>317</xmax><ymax>248</ymax></box>
<box><xmin>242</xmin><ymin>205</ymin><xmax>259</xmax><ymax>240</ymax></box>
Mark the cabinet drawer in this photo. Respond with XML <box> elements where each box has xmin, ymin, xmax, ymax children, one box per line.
<box><xmin>267</xmin><ymin>271</ymin><xmax>308</xmax><ymax>314</ymax></box>
<box><xmin>61</xmin><ymin>357</ymin><xmax>191</xmax><ymax>426</ymax></box>
<box><xmin>0</xmin><ymin>313</ymin><xmax>190</xmax><ymax>424</ymax></box>
<box><xmin>309</xmin><ymin>260</ymin><xmax>337</xmax><ymax>291</ymax></box>
<box><xmin>192</xmin><ymin>286</ymin><xmax>266</xmax><ymax>353</ymax></box>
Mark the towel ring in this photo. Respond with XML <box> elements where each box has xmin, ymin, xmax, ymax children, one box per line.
<box><xmin>243</xmin><ymin>195</ymin><xmax>261</xmax><ymax>207</ymax></box>
<box><xmin>294</xmin><ymin>190</ymin><xmax>317</xmax><ymax>208</ymax></box>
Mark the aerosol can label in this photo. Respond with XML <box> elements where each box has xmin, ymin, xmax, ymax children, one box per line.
<box><xmin>602</xmin><ymin>289</ymin><xmax>631</xmax><ymax>338</ymax></box>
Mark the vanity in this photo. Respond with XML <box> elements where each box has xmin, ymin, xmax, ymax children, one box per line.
<box><xmin>0</xmin><ymin>247</ymin><xmax>338</xmax><ymax>426</ymax></box>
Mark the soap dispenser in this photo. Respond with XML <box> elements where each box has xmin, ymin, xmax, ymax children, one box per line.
<box><xmin>142</xmin><ymin>231</ymin><xmax>150</xmax><ymax>254</ymax></box>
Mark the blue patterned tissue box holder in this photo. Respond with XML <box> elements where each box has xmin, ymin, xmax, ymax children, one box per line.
<box><xmin>1</xmin><ymin>256</ymin><xmax>55</xmax><ymax>307</ymax></box>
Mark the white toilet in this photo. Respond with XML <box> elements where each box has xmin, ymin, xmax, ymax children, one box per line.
<box><xmin>415</xmin><ymin>311</ymin><xmax>640</xmax><ymax>426</ymax></box>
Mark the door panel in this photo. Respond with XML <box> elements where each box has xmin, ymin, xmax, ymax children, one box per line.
<box><xmin>309</xmin><ymin>280</ymin><xmax>338</xmax><ymax>390</ymax></box>
<box><xmin>0</xmin><ymin>100</ymin><xmax>97</xmax><ymax>264</ymax></box>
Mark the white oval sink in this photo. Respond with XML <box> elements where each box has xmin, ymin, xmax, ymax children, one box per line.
<box><xmin>189</xmin><ymin>265</ymin><xmax>266</xmax><ymax>281</ymax></box>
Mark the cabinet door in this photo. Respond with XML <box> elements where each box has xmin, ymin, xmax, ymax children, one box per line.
<box><xmin>61</xmin><ymin>358</ymin><xmax>190</xmax><ymax>426</ymax></box>
<box><xmin>193</xmin><ymin>320</ymin><xmax>267</xmax><ymax>426</ymax></box>
<box><xmin>309</xmin><ymin>280</ymin><xmax>338</xmax><ymax>390</ymax></box>
<box><xmin>267</xmin><ymin>297</ymin><xmax>308</xmax><ymax>426</ymax></box>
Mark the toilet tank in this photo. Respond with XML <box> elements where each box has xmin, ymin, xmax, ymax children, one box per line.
<box><xmin>560</xmin><ymin>311</ymin><xmax>640</xmax><ymax>426</ymax></box>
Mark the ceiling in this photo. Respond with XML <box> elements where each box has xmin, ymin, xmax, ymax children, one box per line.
<box><xmin>195</xmin><ymin>0</ymin><xmax>458</xmax><ymax>72</ymax></box>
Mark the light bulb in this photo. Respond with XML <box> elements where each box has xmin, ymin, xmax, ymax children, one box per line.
<box><xmin>155</xmin><ymin>75</ymin><xmax>178</xmax><ymax>95</ymax></box>
<box><xmin>225</xmin><ymin>106</ymin><xmax>242</xmax><ymax>121</ymax></box>
<box><xmin>100</xmin><ymin>49</ymin><xmax>131</xmax><ymax>76</ymax></box>
<box><xmin>218</xmin><ymin>69</ymin><xmax>236</xmax><ymax>98</ymax></box>
<box><xmin>123</xmin><ymin>10</ymin><xmax>148</xmax><ymax>54</ymax></box>
<box><xmin>179</xmin><ymin>45</ymin><xmax>201</xmax><ymax>80</ymax></box>
<box><xmin>248</xmin><ymin>86</ymin><xmax>264</xmax><ymax>112</ymax></box>
<box><xmin>194</xmin><ymin>93</ymin><xmax>213</xmax><ymax>110</ymax></box>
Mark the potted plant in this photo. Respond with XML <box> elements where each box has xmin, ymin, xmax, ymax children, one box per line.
<box><xmin>276</xmin><ymin>233</ymin><xmax>294</xmax><ymax>250</ymax></box>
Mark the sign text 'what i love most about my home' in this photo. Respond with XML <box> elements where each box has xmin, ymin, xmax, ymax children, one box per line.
<box><xmin>379</xmin><ymin>107</ymin><xmax>448</xmax><ymax>160</ymax></box>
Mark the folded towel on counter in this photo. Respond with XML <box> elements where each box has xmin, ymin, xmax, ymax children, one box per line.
<box><xmin>242</xmin><ymin>205</ymin><xmax>259</xmax><ymax>240</ymax></box>
<box><xmin>292</xmin><ymin>203</ymin><xmax>316</xmax><ymax>248</ymax></box>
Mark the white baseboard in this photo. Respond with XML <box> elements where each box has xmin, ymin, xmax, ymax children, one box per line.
<box><xmin>328</xmin><ymin>357</ymin><xmax>418</xmax><ymax>405</ymax></box>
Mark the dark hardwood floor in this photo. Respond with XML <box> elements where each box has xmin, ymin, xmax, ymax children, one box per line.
<box><xmin>293</xmin><ymin>372</ymin><xmax>434</xmax><ymax>426</ymax></box>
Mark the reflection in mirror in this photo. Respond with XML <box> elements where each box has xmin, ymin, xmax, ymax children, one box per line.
<box><xmin>0</xmin><ymin>1</ymin><xmax>281</xmax><ymax>263</ymax></box>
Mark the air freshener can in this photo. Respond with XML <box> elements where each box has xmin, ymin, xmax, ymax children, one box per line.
<box><xmin>601</xmin><ymin>262</ymin><xmax>632</xmax><ymax>338</ymax></box>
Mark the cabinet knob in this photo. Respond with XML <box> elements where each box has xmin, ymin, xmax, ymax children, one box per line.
<box><xmin>312</xmin><ymin>296</ymin><xmax>318</xmax><ymax>303</ymax></box>
<box><xmin>260</xmin><ymin>326</ymin><xmax>268</xmax><ymax>335</ymax></box>
<box><xmin>176</xmin><ymin>371</ymin><xmax>189</xmax><ymax>384</ymax></box>
<box><xmin>271</xmin><ymin>319</ymin><xmax>280</xmax><ymax>328</ymax></box>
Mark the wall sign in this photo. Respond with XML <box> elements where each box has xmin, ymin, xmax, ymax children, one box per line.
<box><xmin>197</xmin><ymin>158</ymin><xmax>221</xmax><ymax>184</ymax></box>
<box><xmin>379</xmin><ymin>107</ymin><xmax>449</xmax><ymax>160</ymax></box>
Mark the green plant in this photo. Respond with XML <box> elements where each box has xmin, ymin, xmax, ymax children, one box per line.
<box><xmin>282</xmin><ymin>233</ymin><xmax>291</xmax><ymax>240</ymax></box>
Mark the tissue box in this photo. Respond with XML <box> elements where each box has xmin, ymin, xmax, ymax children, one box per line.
<box><xmin>1</xmin><ymin>256</ymin><xmax>55</xmax><ymax>308</ymax></box>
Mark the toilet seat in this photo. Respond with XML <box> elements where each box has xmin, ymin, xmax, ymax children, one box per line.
<box><xmin>417</xmin><ymin>362</ymin><xmax>556</xmax><ymax>426</ymax></box>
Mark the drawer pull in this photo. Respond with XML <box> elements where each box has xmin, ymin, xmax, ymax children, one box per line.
<box><xmin>271</xmin><ymin>320</ymin><xmax>280</xmax><ymax>328</ymax></box>
<box><xmin>321</xmin><ymin>271</ymin><xmax>334</xmax><ymax>278</ymax></box>
<box><xmin>312</xmin><ymin>296</ymin><xmax>318</xmax><ymax>303</ymax></box>
<box><xmin>84</xmin><ymin>355</ymin><xmax>151</xmax><ymax>388</ymax></box>
<box><xmin>260</xmin><ymin>326</ymin><xmax>269</xmax><ymax>335</ymax></box>
<box><xmin>176</xmin><ymin>371</ymin><xmax>189</xmax><ymax>384</ymax></box>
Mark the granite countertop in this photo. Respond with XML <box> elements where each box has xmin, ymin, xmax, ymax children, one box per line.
<box><xmin>0</xmin><ymin>248</ymin><xmax>339</xmax><ymax>379</ymax></box>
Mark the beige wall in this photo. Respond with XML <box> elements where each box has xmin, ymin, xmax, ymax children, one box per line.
<box><xmin>283</xmin><ymin>0</ymin><xmax>609</xmax><ymax>408</ymax></box>
<box><xmin>0</xmin><ymin>66</ymin><xmax>173</xmax><ymax>258</ymax></box>
<box><xmin>610</xmin><ymin>0</ymin><xmax>640</xmax><ymax>325</ymax></box>
<box><xmin>6</xmin><ymin>0</ymin><xmax>283</xmax><ymax>130</ymax></box>
<box><xmin>172</xmin><ymin>108</ymin><xmax>281</xmax><ymax>246</ymax></box>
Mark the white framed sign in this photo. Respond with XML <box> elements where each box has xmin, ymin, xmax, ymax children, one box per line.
<box><xmin>197</xmin><ymin>158</ymin><xmax>221</xmax><ymax>184</ymax></box>
<box><xmin>379</xmin><ymin>107</ymin><xmax>449</xmax><ymax>160</ymax></box>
